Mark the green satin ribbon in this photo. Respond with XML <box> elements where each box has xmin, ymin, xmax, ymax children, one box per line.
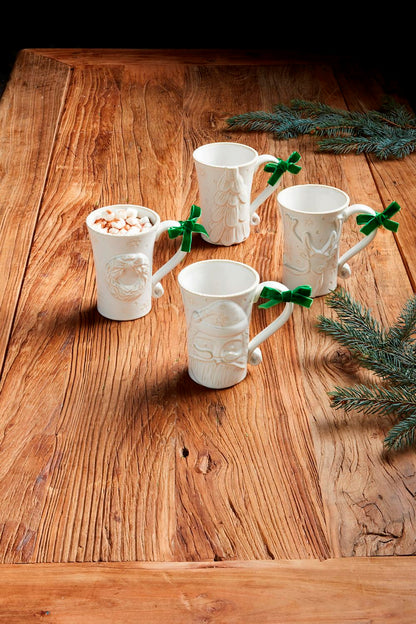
<box><xmin>264</xmin><ymin>151</ymin><xmax>302</xmax><ymax>186</ymax></box>
<box><xmin>356</xmin><ymin>201</ymin><xmax>401</xmax><ymax>236</ymax></box>
<box><xmin>259</xmin><ymin>285</ymin><xmax>313</xmax><ymax>309</ymax></box>
<box><xmin>168</xmin><ymin>205</ymin><xmax>208</xmax><ymax>252</ymax></box>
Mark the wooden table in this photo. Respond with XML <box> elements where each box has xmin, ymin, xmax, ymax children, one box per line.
<box><xmin>0</xmin><ymin>48</ymin><xmax>415</xmax><ymax>622</ymax></box>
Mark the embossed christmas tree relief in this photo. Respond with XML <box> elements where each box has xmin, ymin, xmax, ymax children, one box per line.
<box><xmin>210</xmin><ymin>168</ymin><xmax>250</xmax><ymax>245</ymax></box>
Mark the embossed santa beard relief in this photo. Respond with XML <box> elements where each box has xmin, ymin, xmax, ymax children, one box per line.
<box><xmin>187</xmin><ymin>300</ymin><xmax>249</xmax><ymax>388</ymax></box>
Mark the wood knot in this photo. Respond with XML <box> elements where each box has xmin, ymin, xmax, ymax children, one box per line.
<box><xmin>329</xmin><ymin>347</ymin><xmax>361</xmax><ymax>375</ymax></box>
<box><xmin>195</xmin><ymin>452</ymin><xmax>213</xmax><ymax>475</ymax></box>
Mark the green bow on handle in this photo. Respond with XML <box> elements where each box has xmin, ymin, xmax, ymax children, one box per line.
<box><xmin>168</xmin><ymin>205</ymin><xmax>209</xmax><ymax>252</ymax></box>
<box><xmin>356</xmin><ymin>201</ymin><xmax>401</xmax><ymax>236</ymax></box>
<box><xmin>264</xmin><ymin>151</ymin><xmax>302</xmax><ymax>186</ymax></box>
<box><xmin>259</xmin><ymin>285</ymin><xmax>313</xmax><ymax>309</ymax></box>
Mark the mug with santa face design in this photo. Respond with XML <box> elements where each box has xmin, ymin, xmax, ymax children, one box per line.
<box><xmin>86</xmin><ymin>204</ymin><xmax>195</xmax><ymax>321</ymax></box>
<box><xmin>177</xmin><ymin>259</ymin><xmax>312</xmax><ymax>389</ymax></box>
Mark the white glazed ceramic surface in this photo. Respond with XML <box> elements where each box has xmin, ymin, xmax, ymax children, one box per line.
<box><xmin>178</xmin><ymin>259</ymin><xmax>294</xmax><ymax>389</ymax></box>
<box><xmin>278</xmin><ymin>184</ymin><xmax>378</xmax><ymax>297</ymax></box>
<box><xmin>86</xmin><ymin>204</ymin><xmax>185</xmax><ymax>321</ymax></box>
<box><xmin>193</xmin><ymin>142</ymin><xmax>280</xmax><ymax>246</ymax></box>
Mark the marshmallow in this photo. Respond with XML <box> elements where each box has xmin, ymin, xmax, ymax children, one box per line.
<box><xmin>92</xmin><ymin>206</ymin><xmax>154</xmax><ymax>235</ymax></box>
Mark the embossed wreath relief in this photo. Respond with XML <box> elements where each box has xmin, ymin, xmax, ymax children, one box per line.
<box><xmin>105</xmin><ymin>253</ymin><xmax>150</xmax><ymax>301</ymax></box>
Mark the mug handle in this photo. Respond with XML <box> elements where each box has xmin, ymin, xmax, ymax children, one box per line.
<box><xmin>250</xmin><ymin>152</ymin><xmax>302</xmax><ymax>224</ymax></box>
<box><xmin>337</xmin><ymin>204</ymin><xmax>377</xmax><ymax>279</ymax></box>
<box><xmin>151</xmin><ymin>220</ymin><xmax>187</xmax><ymax>298</ymax></box>
<box><xmin>247</xmin><ymin>281</ymin><xmax>295</xmax><ymax>365</ymax></box>
<box><xmin>249</xmin><ymin>155</ymin><xmax>280</xmax><ymax>225</ymax></box>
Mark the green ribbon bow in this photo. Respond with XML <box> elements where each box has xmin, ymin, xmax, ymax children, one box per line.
<box><xmin>264</xmin><ymin>151</ymin><xmax>302</xmax><ymax>186</ymax></box>
<box><xmin>259</xmin><ymin>284</ymin><xmax>313</xmax><ymax>309</ymax></box>
<box><xmin>356</xmin><ymin>201</ymin><xmax>401</xmax><ymax>236</ymax></box>
<box><xmin>168</xmin><ymin>204</ymin><xmax>208</xmax><ymax>252</ymax></box>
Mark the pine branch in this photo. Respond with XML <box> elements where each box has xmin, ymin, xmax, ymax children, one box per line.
<box><xmin>329</xmin><ymin>384</ymin><xmax>416</xmax><ymax>418</ymax></box>
<box><xmin>316</xmin><ymin>316</ymin><xmax>383</xmax><ymax>357</ymax></box>
<box><xmin>384</xmin><ymin>415</ymin><xmax>416</xmax><ymax>451</ymax></box>
<box><xmin>316</xmin><ymin>288</ymin><xmax>387</xmax><ymax>353</ymax></box>
<box><xmin>318</xmin><ymin>288</ymin><xmax>416</xmax><ymax>451</ymax></box>
<box><xmin>358</xmin><ymin>350</ymin><xmax>416</xmax><ymax>386</ymax></box>
<box><xmin>320</xmin><ymin>288</ymin><xmax>385</xmax><ymax>337</ymax></box>
<box><xmin>318</xmin><ymin>135</ymin><xmax>416</xmax><ymax>160</ymax></box>
<box><xmin>318</xmin><ymin>317</ymin><xmax>416</xmax><ymax>385</ymax></box>
<box><xmin>226</xmin><ymin>98</ymin><xmax>416</xmax><ymax>160</ymax></box>
<box><xmin>317</xmin><ymin>290</ymin><xmax>416</xmax><ymax>381</ymax></box>
<box><xmin>386</xmin><ymin>294</ymin><xmax>416</xmax><ymax>345</ymax></box>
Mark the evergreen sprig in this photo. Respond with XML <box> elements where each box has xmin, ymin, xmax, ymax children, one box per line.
<box><xmin>227</xmin><ymin>98</ymin><xmax>416</xmax><ymax>160</ymax></box>
<box><xmin>385</xmin><ymin>415</ymin><xmax>416</xmax><ymax>451</ymax></box>
<box><xmin>317</xmin><ymin>288</ymin><xmax>416</xmax><ymax>451</ymax></box>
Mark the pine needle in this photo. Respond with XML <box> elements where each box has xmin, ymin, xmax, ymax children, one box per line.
<box><xmin>319</xmin><ymin>288</ymin><xmax>385</xmax><ymax>339</ymax></box>
<box><xmin>226</xmin><ymin>97</ymin><xmax>416</xmax><ymax>160</ymax></box>
<box><xmin>387</xmin><ymin>295</ymin><xmax>416</xmax><ymax>345</ymax></box>
<box><xmin>384</xmin><ymin>415</ymin><xmax>416</xmax><ymax>451</ymax></box>
<box><xmin>318</xmin><ymin>289</ymin><xmax>416</xmax><ymax>451</ymax></box>
<box><xmin>329</xmin><ymin>384</ymin><xmax>416</xmax><ymax>418</ymax></box>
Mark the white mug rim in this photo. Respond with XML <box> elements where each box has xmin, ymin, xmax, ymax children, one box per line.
<box><xmin>278</xmin><ymin>183</ymin><xmax>350</xmax><ymax>215</ymax></box>
<box><xmin>178</xmin><ymin>259</ymin><xmax>260</xmax><ymax>299</ymax></box>
<box><xmin>193</xmin><ymin>142</ymin><xmax>259</xmax><ymax>169</ymax></box>
<box><xmin>86</xmin><ymin>204</ymin><xmax>160</xmax><ymax>237</ymax></box>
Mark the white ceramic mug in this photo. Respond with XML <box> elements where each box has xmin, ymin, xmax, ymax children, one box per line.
<box><xmin>278</xmin><ymin>184</ymin><xmax>380</xmax><ymax>297</ymax></box>
<box><xmin>178</xmin><ymin>259</ymin><xmax>312</xmax><ymax>389</ymax></box>
<box><xmin>87</xmin><ymin>204</ymin><xmax>194</xmax><ymax>321</ymax></box>
<box><xmin>193</xmin><ymin>142</ymin><xmax>301</xmax><ymax>246</ymax></box>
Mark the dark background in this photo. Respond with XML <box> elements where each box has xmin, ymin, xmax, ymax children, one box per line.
<box><xmin>0</xmin><ymin>11</ymin><xmax>414</xmax><ymax>110</ymax></box>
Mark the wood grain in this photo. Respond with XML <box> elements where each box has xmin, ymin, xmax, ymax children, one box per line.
<box><xmin>1</xmin><ymin>558</ymin><xmax>415</xmax><ymax>623</ymax></box>
<box><xmin>0</xmin><ymin>50</ymin><xmax>415</xmax><ymax>607</ymax></box>
<box><xmin>0</xmin><ymin>62</ymin><xmax>122</xmax><ymax>563</ymax></box>
<box><xmin>0</xmin><ymin>50</ymin><xmax>70</xmax><ymax>369</ymax></box>
<box><xmin>296</xmin><ymin>59</ymin><xmax>416</xmax><ymax>557</ymax></box>
<box><xmin>178</xmin><ymin>61</ymin><xmax>330</xmax><ymax>561</ymax></box>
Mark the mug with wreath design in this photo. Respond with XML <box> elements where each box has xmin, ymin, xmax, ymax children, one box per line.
<box><xmin>86</xmin><ymin>204</ymin><xmax>206</xmax><ymax>320</ymax></box>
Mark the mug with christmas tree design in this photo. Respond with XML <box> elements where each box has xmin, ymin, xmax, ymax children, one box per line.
<box><xmin>193</xmin><ymin>142</ymin><xmax>301</xmax><ymax>246</ymax></box>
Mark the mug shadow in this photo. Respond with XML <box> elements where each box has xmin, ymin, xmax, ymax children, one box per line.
<box><xmin>128</xmin><ymin>363</ymin><xmax>221</xmax><ymax>414</ymax></box>
<box><xmin>78</xmin><ymin>302</ymin><xmax>225</xmax><ymax>417</ymax></box>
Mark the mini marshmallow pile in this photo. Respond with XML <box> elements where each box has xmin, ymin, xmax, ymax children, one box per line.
<box><xmin>93</xmin><ymin>206</ymin><xmax>153</xmax><ymax>235</ymax></box>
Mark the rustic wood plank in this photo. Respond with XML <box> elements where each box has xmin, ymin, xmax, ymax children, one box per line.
<box><xmin>218</xmin><ymin>59</ymin><xmax>416</xmax><ymax>557</ymax></box>
<box><xmin>0</xmin><ymin>558</ymin><xmax>415</xmax><ymax>623</ymax></box>
<box><xmin>0</xmin><ymin>63</ymin><xmax>123</xmax><ymax>563</ymax></box>
<box><xmin>334</xmin><ymin>59</ymin><xmax>416</xmax><ymax>290</ymax></box>
<box><xmin>200</xmin><ymin>59</ymin><xmax>416</xmax><ymax>557</ymax></box>
<box><xmin>0</xmin><ymin>56</ymin><xmax>330</xmax><ymax>563</ymax></box>
<box><xmin>33</xmin><ymin>63</ymin><xmax>186</xmax><ymax>564</ymax></box>
<box><xmin>0</xmin><ymin>49</ymin><xmax>70</xmax><ymax>369</ymax></box>
<box><xmin>274</xmin><ymin>62</ymin><xmax>416</xmax><ymax>557</ymax></box>
<box><xmin>176</xmin><ymin>62</ymin><xmax>330</xmax><ymax>560</ymax></box>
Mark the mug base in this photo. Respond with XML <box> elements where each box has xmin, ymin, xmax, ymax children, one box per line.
<box><xmin>201</xmin><ymin>233</ymin><xmax>247</xmax><ymax>247</ymax></box>
<box><xmin>96</xmin><ymin>303</ymin><xmax>151</xmax><ymax>321</ymax></box>
<box><xmin>188</xmin><ymin>367</ymin><xmax>247</xmax><ymax>390</ymax></box>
